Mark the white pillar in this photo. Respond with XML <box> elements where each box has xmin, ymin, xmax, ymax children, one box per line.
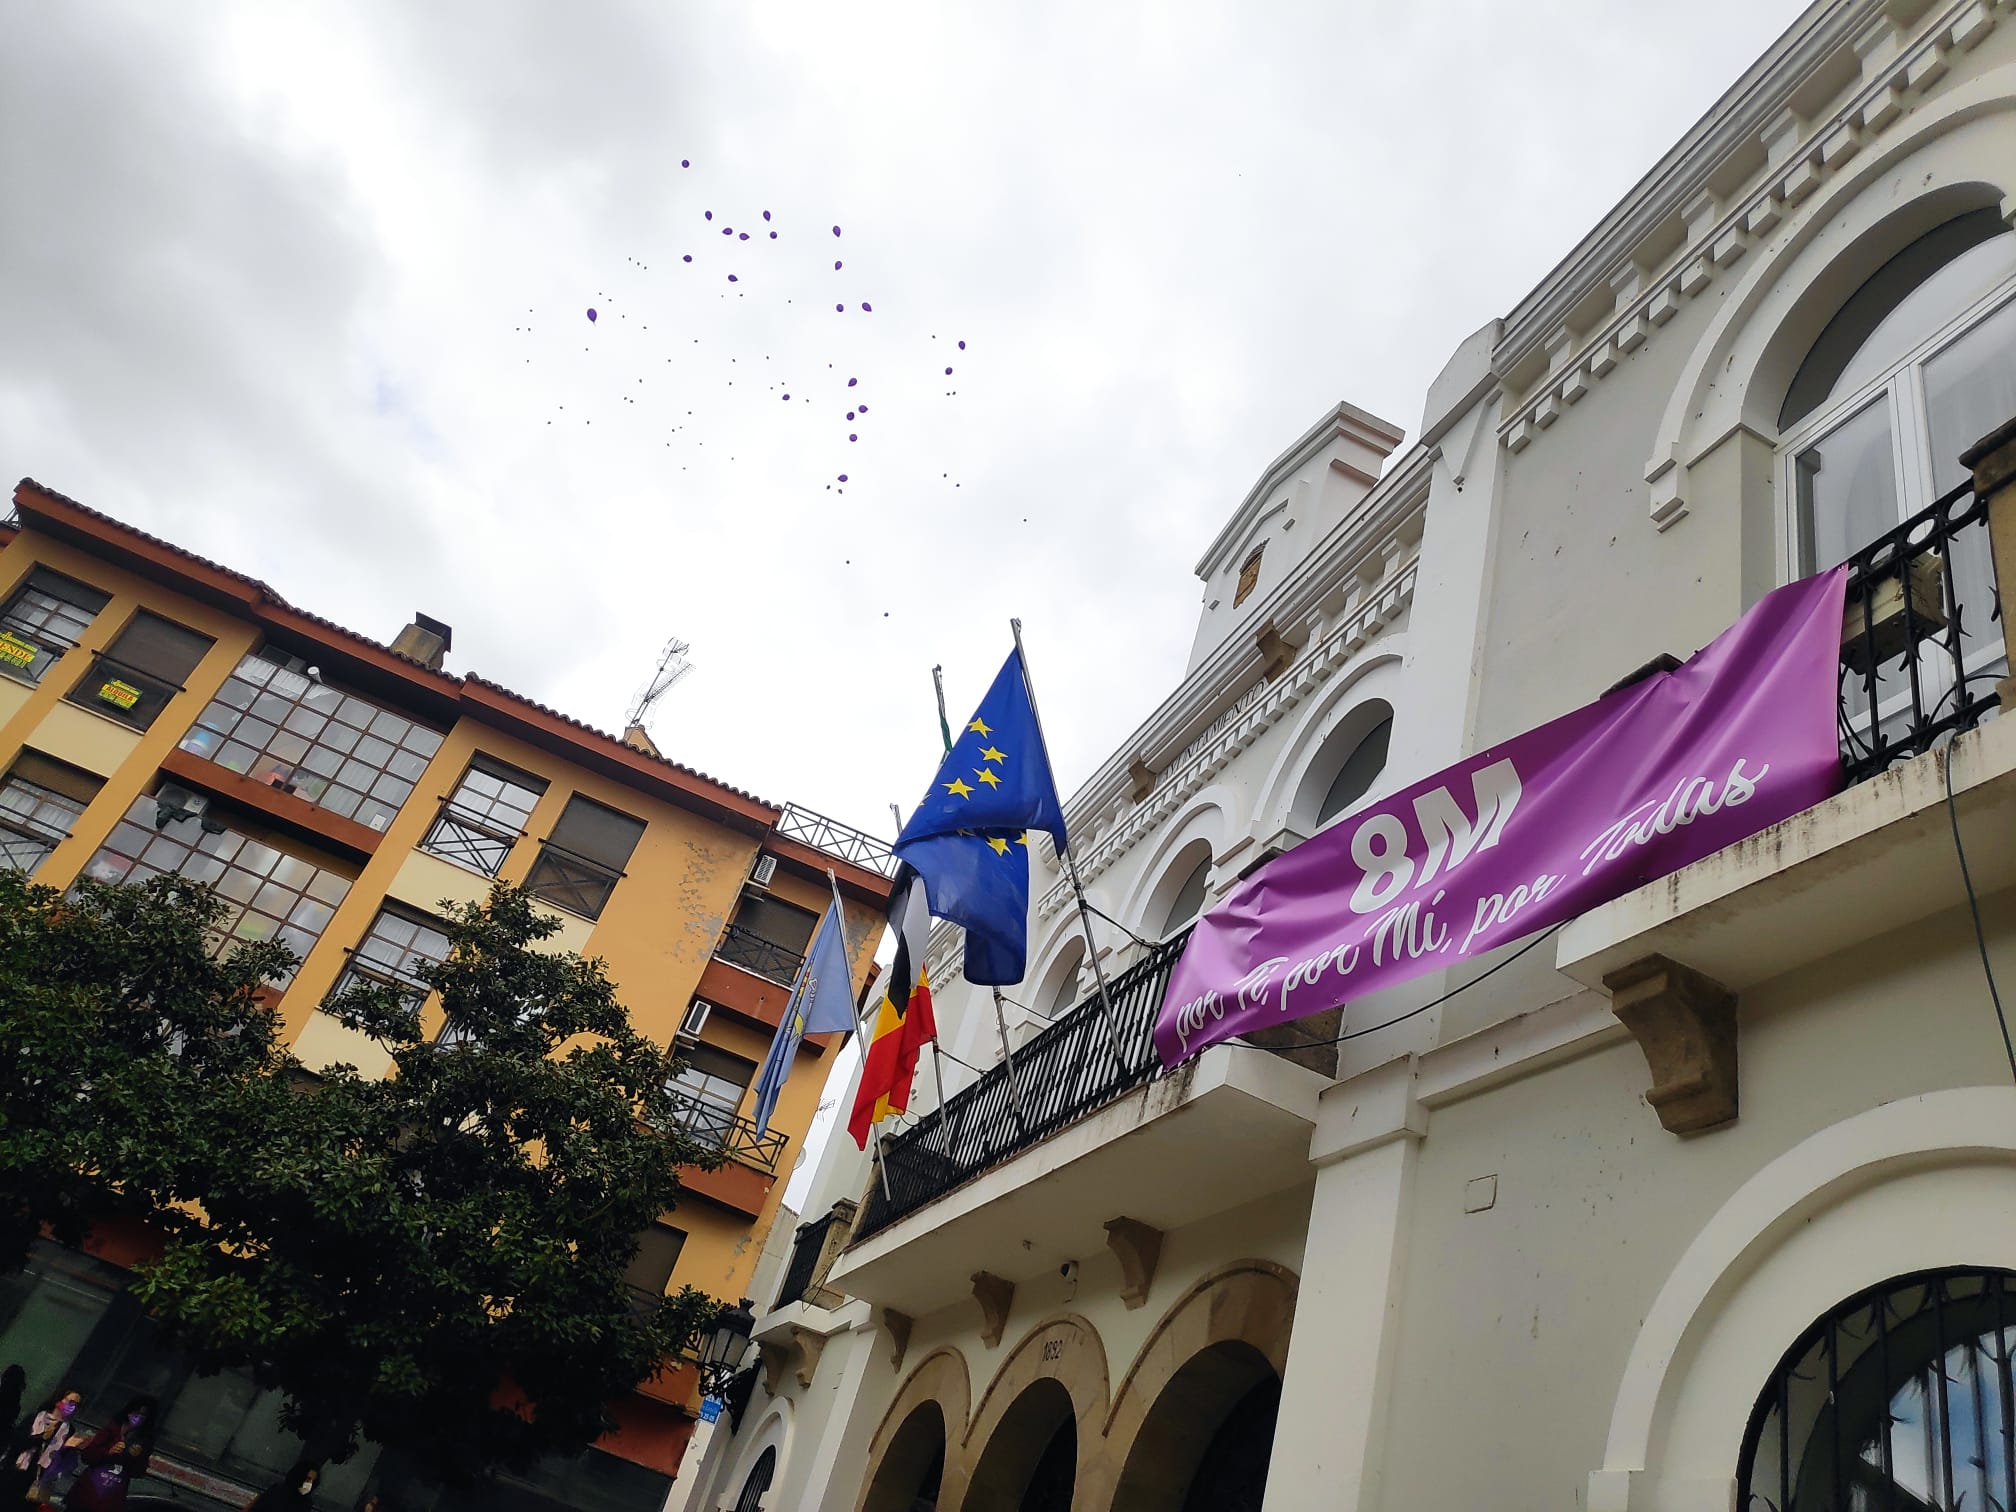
<box><xmin>1264</xmin><ymin>1056</ymin><xmax>1424</xmax><ymax>1512</ymax></box>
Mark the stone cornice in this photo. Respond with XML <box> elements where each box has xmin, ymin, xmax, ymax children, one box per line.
<box><xmin>1496</xmin><ymin>0</ymin><xmax>2000</xmax><ymax>476</ymax></box>
<box><xmin>1498</xmin><ymin>0</ymin><xmax>1922</xmax><ymax>373</ymax></box>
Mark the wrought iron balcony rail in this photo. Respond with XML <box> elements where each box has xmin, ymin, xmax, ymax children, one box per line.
<box><xmin>1838</xmin><ymin>477</ymin><xmax>2003</xmax><ymax>785</ymax></box>
<box><xmin>773</xmin><ymin>1211</ymin><xmax>842</xmax><ymax>1310</ymax></box>
<box><xmin>776</xmin><ymin>803</ymin><xmax>896</xmax><ymax>875</ymax></box>
<box><xmin>420</xmin><ymin>803</ymin><xmax>524</xmax><ymax>878</ymax></box>
<box><xmin>713</xmin><ymin>920</ymin><xmax>805</xmax><ymax>986</ymax></box>
<box><xmin>660</xmin><ymin>1091</ymin><xmax>790</xmax><ymax>1173</ymax></box>
<box><xmin>857</xmin><ymin>928</ymin><xmax>1192</xmax><ymax>1238</ymax></box>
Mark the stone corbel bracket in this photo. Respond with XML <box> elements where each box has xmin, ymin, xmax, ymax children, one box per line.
<box><xmin>972</xmin><ymin>1271</ymin><xmax>1015</xmax><ymax>1348</ymax></box>
<box><xmin>784</xmin><ymin>1324</ymin><xmax>825</xmax><ymax>1389</ymax></box>
<box><xmin>1104</xmin><ymin>1218</ymin><xmax>1164</xmax><ymax>1310</ymax></box>
<box><xmin>1605</xmin><ymin>954</ymin><xmax>1738</xmax><ymax>1134</ymax></box>
<box><xmin>756</xmin><ymin>1338</ymin><xmax>792</xmax><ymax>1396</ymax></box>
<box><xmin>877</xmin><ymin>1307</ymin><xmax>914</xmax><ymax>1372</ymax></box>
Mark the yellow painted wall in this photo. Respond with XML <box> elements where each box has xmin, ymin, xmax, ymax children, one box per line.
<box><xmin>0</xmin><ymin>523</ymin><xmax>889</xmax><ymax>1338</ymax></box>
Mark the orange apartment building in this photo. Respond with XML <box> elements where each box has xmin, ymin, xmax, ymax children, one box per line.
<box><xmin>0</xmin><ymin>477</ymin><xmax>896</xmax><ymax>1511</ymax></box>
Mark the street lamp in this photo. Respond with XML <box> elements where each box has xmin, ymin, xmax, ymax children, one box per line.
<box><xmin>698</xmin><ymin>1297</ymin><xmax>755</xmax><ymax>1396</ymax></box>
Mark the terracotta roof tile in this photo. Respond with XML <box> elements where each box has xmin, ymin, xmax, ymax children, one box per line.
<box><xmin>13</xmin><ymin>477</ymin><xmax>778</xmax><ymax>814</ymax></box>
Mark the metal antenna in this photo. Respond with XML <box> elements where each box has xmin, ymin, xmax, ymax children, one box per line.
<box><xmin>624</xmin><ymin>636</ymin><xmax>693</xmax><ymax>733</ymax></box>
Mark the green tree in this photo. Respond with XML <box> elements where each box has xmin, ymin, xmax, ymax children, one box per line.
<box><xmin>0</xmin><ymin>871</ymin><xmax>718</xmax><ymax>1484</ymax></box>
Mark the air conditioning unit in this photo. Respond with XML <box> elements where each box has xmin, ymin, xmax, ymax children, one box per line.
<box><xmin>750</xmin><ymin>855</ymin><xmax>777</xmax><ymax>888</ymax></box>
<box><xmin>677</xmin><ymin>1001</ymin><xmax>712</xmax><ymax>1043</ymax></box>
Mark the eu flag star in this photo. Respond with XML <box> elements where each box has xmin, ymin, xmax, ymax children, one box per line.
<box><xmin>974</xmin><ymin>767</ymin><xmax>1002</xmax><ymax>788</ymax></box>
<box><xmin>967</xmin><ymin>717</ymin><xmax>992</xmax><ymax>736</ymax></box>
<box><xmin>944</xmin><ymin>777</ymin><xmax>976</xmax><ymax>799</ymax></box>
<box><xmin>987</xmin><ymin>836</ymin><xmax>1010</xmax><ymax>855</ymax></box>
<box><xmin>979</xmin><ymin>745</ymin><xmax>1007</xmax><ymax>763</ymax></box>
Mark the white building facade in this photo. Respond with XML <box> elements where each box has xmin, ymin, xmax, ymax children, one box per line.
<box><xmin>688</xmin><ymin>1</ymin><xmax>2016</xmax><ymax>1506</ymax></box>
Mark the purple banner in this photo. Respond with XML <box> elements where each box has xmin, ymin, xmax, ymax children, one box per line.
<box><xmin>1154</xmin><ymin>566</ymin><xmax>1850</xmax><ymax>1067</ymax></box>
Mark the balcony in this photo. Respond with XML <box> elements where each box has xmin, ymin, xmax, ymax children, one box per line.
<box><xmin>660</xmin><ymin>1093</ymin><xmax>790</xmax><ymax>1218</ymax></box>
<box><xmin>775</xmin><ymin>803</ymin><xmax>896</xmax><ymax>877</ymax></box>
<box><xmin>773</xmin><ymin>1212</ymin><xmax>841</xmax><ymax>1310</ymax></box>
<box><xmin>418</xmin><ymin>803</ymin><xmax>522</xmax><ymax>878</ymax></box>
<box><xmin>858</xmin><ymin>932</ymin><xmax>1192</xmax><ymax>1238</ymax></box>
<box><xmin>711</xmin><ymin>921</ymin><xmax>804</xmax><ymax>987</ymax></box>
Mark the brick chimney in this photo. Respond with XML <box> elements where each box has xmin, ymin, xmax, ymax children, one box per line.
<box><xmin>390</xmin><ymin>612</ymin><xmax>453</xmax><ymax>671</ymax></box>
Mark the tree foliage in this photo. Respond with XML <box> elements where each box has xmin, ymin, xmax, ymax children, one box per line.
<box><xmin>0</xmin><ymin>871</ymin><xmax>718</xmax><ymax>1483</ymax></box>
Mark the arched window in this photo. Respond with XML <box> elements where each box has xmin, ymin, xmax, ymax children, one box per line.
<box><xmin>1778</xmin><ymin>208</ymin><xmax>2013</xmax><ymax>711</ymax></box>
<box><xmin>1162</xmin><ymin>855</ymin><xmax>1212</xmax><ymax>936</ymax></box>
<box><xmin>734</xmin><ymin>1445</ymin><xmax>777</xmax><ymax>1512</ymax></box>
<box><xmin>1738</xmin><ymin>1268</ymin><xmax>2016</xmax><ymax>1509</ymax></box>
<box><xmin>1317</xmin><ymin>712</ymin><xmax>1392</xmax><ymax>826</ymax></box>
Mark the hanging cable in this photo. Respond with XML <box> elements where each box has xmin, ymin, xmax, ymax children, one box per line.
<box><xmin>1081</xmin><ymin>900</ymin><xmax>1158</xmax><ymax>951</ymax></box>
<box><xmin>1942</xmin><ymin>735</ymin><xmax>2014</xmax><ymax>1082</ymax></box>
<box><xmin>1229</xmin><ymin>923</ymin><xmax>1567</xmax><ymax>1051</ymax></box>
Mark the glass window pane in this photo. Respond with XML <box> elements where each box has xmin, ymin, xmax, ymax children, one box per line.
<box><xmin>1795</xmin><ymin>398</ymin><xmax>1899</xmax><ymax>571</ymax></box>
<box><xmin>1784</xmin><ymin>213</ymin><xmax>2016</xmax><ymax>426</ymax></box>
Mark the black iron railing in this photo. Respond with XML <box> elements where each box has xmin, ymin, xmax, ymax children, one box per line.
<box><xmin>420</xmin><ymin>804</ymin><xmax>522</xmax><ymax>877</ymax></box>
<box><xmin>773</xmin><ymin>1212</ymin><xmax>842</xmax><ymax>1309</ymax></box>
<box><xmin>776</xmin><ymin>804</ymin><xmax>896</xmax><ymax>875</ymax></box>
<box><xmin>714</xmin><ymin>921</ymin><xmax>805</xmax><ymax>986</ymax></box>
<box><xmin>662</xmin><ymin>1091</ymin><xmax>790</xmax><ymax>1173</ymax></box>
<box><xmin>1838</xmin><ymin>478</ymin><xmax>2003</xmax><ymax>785</ymax></box>
<box><xmin>857</xmin><ymin>929</ymin><xmax>1192</xmax><ymax>1238</ymax></box>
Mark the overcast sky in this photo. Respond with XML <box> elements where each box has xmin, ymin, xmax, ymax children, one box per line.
<box><xmin>1</xmin><ymin>0</ymin><xmax>1807</xmax><ymax>839</ymax></box>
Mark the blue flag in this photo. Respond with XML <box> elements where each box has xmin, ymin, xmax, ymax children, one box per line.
<box><xmin>749</xmin><ymin>900</ymin><xmax>856</xmax><ymax>1139</ymax></box>
<box><xmin>895</xmin><ymin>648</ymin><xmax>1068</xmax><ymax>985</ymax></box>
<box><xmin>896</xmin><ymin>649</ymin><xmax>1068</xmax><ymax>851</ymax></box>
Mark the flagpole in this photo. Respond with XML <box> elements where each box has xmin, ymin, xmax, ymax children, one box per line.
<box><xmin>1010</xmin><ymin>618</ymin><xmax>1130</xmax><ymax>1075</ymax></box>
<box><xmin>830</xmin><ymin>866</ymin><xmax>892</xmax><ymax>1203</ymax></box>
<box><xmin>890</xmin><ymin>800</ymin><xmax>958</xmax><ymax>1126</ymax></box>
<box><xmin>920</xmin><ymin>683</ymin><xmax>1030</xmax><ymax>1132</ymax></box>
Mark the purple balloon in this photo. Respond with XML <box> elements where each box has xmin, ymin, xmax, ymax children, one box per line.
<box><xmin>838</xmin><ymin>474</ymin><xmax>848</xmax><ymax>482</ymax></box>
<box><xmin>849</xmin><ymin>434</ymin><xmax>858</xmax><ymax>442</ymax></box>
<box><xmin>683</xmin><ymin>254</ymin><xmax>692</xmax><ymax>262</ymax></box>
<box><xmin>834</xmin><ymin>260</ymin><xmax>842</xmax><ymax>270</ymax></box>
<box><xmin>832</xmin><ymin>225</ymin><xmax>842</xmax><ymax>236</ymax></box>
<box><xmin>728</xmin><ymin>275</ymin><xmax>738</xmax><ymax>282</ymax></box>
<box><xmin>705</xmin><ymin>210</ymin><xmax>713</xmax><ymax>220</ymax></box>
<box><xmin>847</xmin><ymin>411</ymin><xmax>855</xmax><ymax>421</ymax></box>
<box><xmin>763</xmin><ymin>210</ymin><xmax>772</xmax><ymax>221</ymax></box>
<box><xmin>958</xmin><ymin>340</ymin><xmax>967</xmax><ymax>349</ymax></box>
<box><xmin>782</xmin><ymin>393</ymin><xmax>790</xmax><ymax>401</ymax></box>
<box><xmin>739</xmin><ymin>232</ymin><xmax>749</xmax><ymax>240</ymax></box>
<box><xmin>858</xmin><ymin>404</ymin><xmax>868</xmax><ymax>413</ymax></box>
<box><xmin>836</xmin><ymin>304</ymin><xmax>845</xmax><ymax>312</ymax></box>
<box><xmin>847</xmin><ymin>377</ymin><xmax>857</xmax><ymax>387</ymax></box>
<box><xmin>945</xmin><ymin>367</ymin><xmax>953</xmax><ymax>375</ymax></box>
<box><xmin>681</xmin><ymin>158</ymin><xmax>690</xmax><ymax>167</ymax></box>
<box><xmin>722</xmin><ymin>227</ymin><xmax>732</xmax><ymax>235</ymax></box>
<box><xmin>769</xmin><ymin>231</ymin><xmax>777</xmax><ymax>239</ymax></box>
<box><xmin>862</xmin><ymin>302</ymin><xmax>872</xmax><ymax>312</ymax></box>
<box><xmin>586</xmin><ymin>308</ymin><xmax>597</xmax><ymax>322</ymax></box>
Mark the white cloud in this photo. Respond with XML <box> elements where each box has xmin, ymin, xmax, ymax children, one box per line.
<box><xmin>1</xmin><ymin>0</ymin><xmax>1804</xmax><ymax>831</ymax></box>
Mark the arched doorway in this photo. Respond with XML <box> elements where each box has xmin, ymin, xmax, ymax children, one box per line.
<box><xmin>1111</xmin><ymin>1341</ymin><xmax>1281</xmax><ymax>1512</ymax></box>
<box><xmin>732</xmin><ymin>1446</ymin><xmax>776</xmax><ymax>1512</ymax></box>
<box><xmin>964</xmin><ymin>1378</ymin><xmax>1077</xmax><ymax>1512</ymax></box>
<box><xmin>1738</xmin><ymin>1267</ymin><xmax>2016</xmax><ymax>1509</ymax></box>
<box><xmin>861</xmin><ymin>1401</ymin><xmax>946</xmax><ymax>1512</ymax></box>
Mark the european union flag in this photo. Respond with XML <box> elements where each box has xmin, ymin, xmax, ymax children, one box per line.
<box><xmin>895</xmin><ymin>648</ymin><xmax>1069</xmax><ymax>985</ymax></box>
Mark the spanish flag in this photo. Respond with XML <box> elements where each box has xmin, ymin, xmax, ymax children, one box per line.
<box><xmin>849</xmin><ymin>870</ymin><xmax>938</xmax><ymax>1148</ymax></box>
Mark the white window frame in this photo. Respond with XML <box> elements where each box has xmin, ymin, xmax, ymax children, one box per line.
<box><xmin>1775</xmin><ymin>267</ymin><xmax>2016</xmax><ymax>579</ymax></box>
